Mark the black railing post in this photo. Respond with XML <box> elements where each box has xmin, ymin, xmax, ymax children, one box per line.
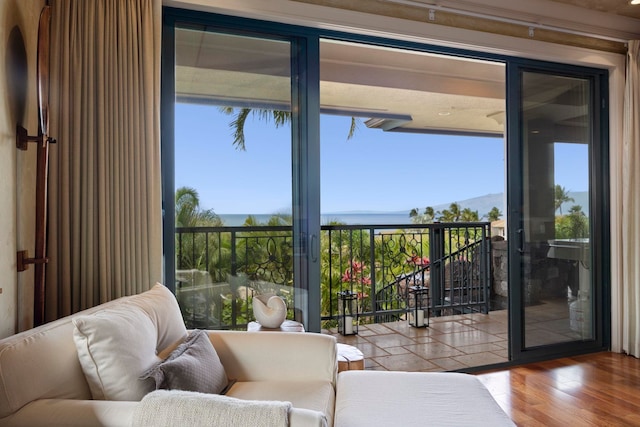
<box><xmin>430</xmin><ymin>224</ymin><xmax>445</xmax><ymax>317</ymax></box>
<box><xmin>369</xmin><ymin>226</ymin><xmax>377</xmax><ymax>319</ymax></box>
<box><xmin>482</xmin><ymin>225</ymin><xmax>491</xmax><ymax>314</ymax></box>
<box><xmin>177</xmin><ymin>232</ymin><xmax>183</xmax><ymax>270</ymax></box>
<box><xmin>230</xmin><ymin>230</ymin><xmax>237</xmax><ymax>329</ymax></box>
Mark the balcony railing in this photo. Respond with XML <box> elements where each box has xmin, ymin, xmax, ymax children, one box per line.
<box><xmin>175</xmin><ymin>222</ymin><xmax>491</xmax><ymax>330</ymax></box>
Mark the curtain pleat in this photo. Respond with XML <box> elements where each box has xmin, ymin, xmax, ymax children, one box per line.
<box><xmin>47</xmin><ymin>0</ymin><xmax>162</xmax><ymax>320</ymax></box>
<box><xmin>621</xmin><ymin>41</ymin><xmax>640</xmax><ymax>357</ymax></box>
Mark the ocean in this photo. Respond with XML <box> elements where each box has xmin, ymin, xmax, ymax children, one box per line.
<box><xmin>214</xmin><ymin>192</ymin><xmax>513</xmax><ymax>226</ymax></box>
<box><xmin>217</xmin><ymin>212</ymin><xmax>414</xmax><ymax>227</ymax></box>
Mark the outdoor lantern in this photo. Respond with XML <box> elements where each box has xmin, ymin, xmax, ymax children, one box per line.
<box><xmin>338</xmin><ymin>290</ymin><xmax>358</xmax><ymax>335</ymax></box>
<box><xmin>408</xmin><ymin>285</ymin><xmax>429</xmax><ymax>328</ymax></box>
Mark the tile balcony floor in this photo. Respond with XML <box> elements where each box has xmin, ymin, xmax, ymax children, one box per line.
<box><xmin>324</xmin><ymin>309</ymin><xmax>510</xmax><ymax>372</ymax></box>
<box><xmin>324</xmin><ymin>298</ymin><xmax>584</xmax><ymax>371</ymax></box>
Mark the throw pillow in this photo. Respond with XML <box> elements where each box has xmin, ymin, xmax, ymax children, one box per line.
<box><xmin>72</xmin><ymin>305</ymin><xmax>159</xmax><ymax>401</ymax></box>
<box><xmin>125</xmin><ymin>283</ymin><xmax>188</xmax><ymax>353</ymax></box>
<box><xmin>141</xmin><ymin>330</ymin><xmax>229</xmax><ymax>395</ymax></box>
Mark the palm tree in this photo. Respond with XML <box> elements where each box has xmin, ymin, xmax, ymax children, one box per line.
<box><xmin>555</xmin><ymin>204</ymin><xmax>588</xmax><ymax>239</ymax></box>
<box><xmin>486</xmin><ymin>206</ymin><xmax>502</xmax><ymax>222</ymax></box>
<box><xmin>439</xmin><ymin>202</ymin><xmax>461</xmax><ymax>222</ymax></box>
<box><xmin>175</xmin><ymin>186</ymin><xmax>221</xmax><ymax>227</ymax></box>
<box><xmin>424</xmin><ymin>206</ymin><xmax>436</xmax><ymax>221</ymax></box>
<box><xmin>554</xmin><ymin>185</ymin><xmax>574</xmax><ymax>215</ymax></box>
<box><xmin>221</xmin><ymin>107</ymin><xmax>358</xmax><ymax>151</ymax></box>
<box><xmin>175</xmin><ymin>187</ymin><xmax>223</xmax><ymax>272</ymax></box>
<box><xmin>410</xmin><ymin>206</ymin><xmax>436</xmax><ymax>224</ymax></box>
<box><xmin>460</xmin><ymin>207</ymin><xmax>480</xmax><ymax>222</ymax></box>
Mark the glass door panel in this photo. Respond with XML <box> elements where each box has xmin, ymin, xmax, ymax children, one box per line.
<box><xmin>319</xmin><ymin>39</ymin><xmax>509</xmax><ymax>370</ymax></box>
<box><xmin>172</xmin><ymin>27</ymin><xmax>296</xmax><ymax>329</ymax></box>
<box><xmin>516</xmin><ymin>70</ymin><xmax>595</xmax><ymax>350</ymax></box>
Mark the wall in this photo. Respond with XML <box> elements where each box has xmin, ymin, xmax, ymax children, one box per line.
<box><xmin>0</xmin><ymin>0</ymin><xmax>43</xmax><ymax>339</ymax></box>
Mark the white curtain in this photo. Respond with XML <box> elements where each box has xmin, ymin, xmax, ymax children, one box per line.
<box><xmin>46</xmin><ymin>0</ymin><xmax>163</xmax><ymax>320</ymax></box>
<box><xmin>620</xmin><ymin>41</ymin><xmax>640</xmax><ymax>357</ymax></box>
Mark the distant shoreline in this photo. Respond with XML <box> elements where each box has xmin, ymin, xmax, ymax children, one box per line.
<box><xmin>217</xmin><ymin>212</ymin><xmax>415</xmax><ymax>227</ymax></box>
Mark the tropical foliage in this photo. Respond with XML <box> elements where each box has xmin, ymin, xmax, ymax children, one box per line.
<box><xmin>555</xmin><ymin>205</ymin><xmax>589</xmax><ymax>239</ymax></box>
<box><xmin>554</xmin><ymin>185</ymin><xmax>575</xmax><ymax>215</ymax></box>
<box><xmin>175</xmin><ymin>186</ymin><xmax>221</xmax><ymax>227</ymax></box>
<box><xmin>487</xmin><ymin>207</ymin><xmax>502</xmax><ymax>222</ymax></box>
<box><xmin>410</xmin><ymin>203</ymin><xmax>501</xmax><ymax>224</ymax></box>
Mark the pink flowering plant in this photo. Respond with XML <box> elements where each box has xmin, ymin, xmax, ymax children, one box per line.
<box><xmin>407</xmin><ymin>255</ymin><xmax>430</xmax><ymax>267</ymax></box>
<box><xmin>341</xmin><ymin>260</ymin><xmax>372</xmax><ymax>313</ymax></box>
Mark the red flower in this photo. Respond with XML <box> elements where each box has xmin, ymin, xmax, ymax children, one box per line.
<box><xmin>341</xmin><ymin>261</ymin><xmax>371</xmax><ymax>285</ymax></box>
<box><xmin>408</xmin><ymin>255</ymin><xmax>430</xmax><ymax>266</ymax></box>
<box><xmin>341</xmin><ymin>270</ymin><xmax>353</xmax><ymax>282</ymax></box>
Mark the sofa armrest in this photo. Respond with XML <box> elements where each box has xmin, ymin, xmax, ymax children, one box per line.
<box><xmin>207</xmin><ymin>331</ymin><xmax>337</xmax><ymax>386</ymax></box>
<box><xmin>290</xmin><ymin>407</ymin><xmax>329</xmax><ymax>427</ymax></box>
<box><xmin>0</xmin><ymin>399</ymin><xmax>138</xmax><ymax>427</ymax></box>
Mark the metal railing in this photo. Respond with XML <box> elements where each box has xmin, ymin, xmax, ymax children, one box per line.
<box><xmin>175</xmin><ymin>222</ymin><xmax>491</xmax><ymax>330</ymax></box>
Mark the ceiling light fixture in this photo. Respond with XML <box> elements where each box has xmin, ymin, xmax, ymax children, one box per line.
<box><xmin>365</xmin><ymin>115</ymin><xmax>413</xmax><ymax>131</ymax></box>
<box><xmin>631</xmin><ymin>0</ymin><xmax>640</xmax><ymax>5</ymax></box>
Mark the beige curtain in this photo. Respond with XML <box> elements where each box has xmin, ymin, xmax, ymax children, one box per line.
<box><xmin>46</xmin><ymin>0</ymin><xmax>163</xmax><ymax>320</ymax></box>
<box><xmin>620</xmin><ymin>40</ymin><xmax>640</xmax><ymax>357</ymax></box>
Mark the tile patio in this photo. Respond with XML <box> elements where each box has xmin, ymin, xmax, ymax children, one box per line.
<box><xmin>324</xmin><ymin>297</ymin><xmax>583</xmax><ymax>371</ymax></box>
<box><xmin>324</xmin><ymin>309</ymin><xmax>510</xmax><ymax>372</ymax></box>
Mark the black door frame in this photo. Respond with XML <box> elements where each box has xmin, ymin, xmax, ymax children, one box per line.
<box><xmin>506</xmin><ymin>60</ymin><xmax>610</xmax><ymax>362</ymax></box>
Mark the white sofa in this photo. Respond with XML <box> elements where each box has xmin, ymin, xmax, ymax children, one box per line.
<box><xmin>0</xmin><ymin>285</ymin><xmax>335</xmax><ymax>427</ymax></box>
<box><xmin>0</xmin><ymin>284</ymin><xmax>514</xmax><ymax>427</ymax></box>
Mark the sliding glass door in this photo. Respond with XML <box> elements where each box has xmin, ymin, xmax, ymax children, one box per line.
<box><xmin>163</xmin><ymin>15</ymin><xmax>320</xmax><ymax>331</ymax></box>
<box><xmin>163</xmin><ymin>8</ymin><xmax>609</xmax><ymax>366</ymax></box>
<box><xmin>508</xmin><ymin>64</ymin><xmax>608</xmax><ymax>360</ymax></box>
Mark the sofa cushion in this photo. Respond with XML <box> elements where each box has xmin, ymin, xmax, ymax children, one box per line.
<box><xmin>72</xmin><ymin>305</ymin><xmax>159</xmax><ymax>401</ymax></box>
<box><xmin>226</xmin><ymin>380</ymin><xmax>335</xmax><ymax>427</ymax></box>
<box><xmin>142</xmin><ymin>330</ymin><xmax>229</xmax><ymax>394</ymax></box>
<box><xmin>1</xmin><ymin>399</ymin><xmax>139</xmax><ymax>427</ymax></box>
<box><xmin>124</xmin><ymin>283</ymin><xmax>188</xmax><ymax>352</ymax></box>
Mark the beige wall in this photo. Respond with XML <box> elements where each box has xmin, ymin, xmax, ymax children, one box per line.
<box><xmin>0</xmin><ymin>0</ymin><xmax>43</xmax><ymax>338</ymax></box>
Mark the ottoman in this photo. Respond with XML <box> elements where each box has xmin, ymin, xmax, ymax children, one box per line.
<box><xmin>334</xmin><ymin>371</ymin><xmax>515</xmax><ymax>426</ymax></box>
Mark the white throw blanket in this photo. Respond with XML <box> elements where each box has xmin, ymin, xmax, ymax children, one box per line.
<box><xmin>132</xmin><ymin>390</ymin><xmax>292</xmax><ymax>427</ymax></box>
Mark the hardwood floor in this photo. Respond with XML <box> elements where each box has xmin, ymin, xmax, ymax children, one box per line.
<box><xmin>475</xmin><ymin>352</ymin><xmax>640</xmax><ymax>426</ymax></box>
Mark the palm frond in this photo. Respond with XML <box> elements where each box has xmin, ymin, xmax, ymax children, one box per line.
<box><xmin>230</xmin><ymin>108</ymin><xmax>252</xmax><ymax>151</ymax></box>
<box><xmin>347</xmin><ymin>117</ymin><xmax>358</xmax><ymax>140</ymax></box>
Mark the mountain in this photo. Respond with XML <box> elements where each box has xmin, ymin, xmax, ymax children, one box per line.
<box><xmin>416</xmin><ymin>191</ymin><xmax>589</xmax><ymax>218</ymax></box>
<box><xmin>558</xmin><ymin>191</ymin><xmax>589</xmax><ymax>216</ymax></box>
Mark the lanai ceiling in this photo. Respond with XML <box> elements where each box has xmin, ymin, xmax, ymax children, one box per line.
<box><xmin>176</xmin><ymin>30</ymin><xmax>506</xmax><ymax>136</ymax></box>
<box><xmin>174</xmin><ymin>0</ymin><xmax>633</xmax><ymax>137</ymax></box>
<box><xmin>549</xmin><ymin>0</ymin><xmax>640</xmax><ymax>19</ymax></box>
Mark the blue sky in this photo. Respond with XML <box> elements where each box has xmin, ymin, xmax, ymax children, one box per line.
<box><xmin>175</xmin><ymin>103</ymin><xmax>588</xmax><ymax>214</ymax></box>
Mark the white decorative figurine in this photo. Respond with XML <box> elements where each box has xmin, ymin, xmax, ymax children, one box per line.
<box><xmin>252</xmin><ymin>293</ymin><xmax>287</xmax><ymax>328</ymax></box>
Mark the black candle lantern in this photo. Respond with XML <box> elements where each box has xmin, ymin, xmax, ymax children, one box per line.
<box><xmin>408</xmin><ymin>285</ymin><xmax>429</xmax><ymax>328</ymax></box>
<box><xmin>338</xmin><ymin>290</ymin><xmax>358</xmax><ymax>335</ymax></box>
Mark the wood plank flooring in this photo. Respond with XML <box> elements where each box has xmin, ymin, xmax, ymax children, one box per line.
<box><xmin>475</xmin><ymin>352</ymin><xmax>640</xmax><ymax>426</ymax></box>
